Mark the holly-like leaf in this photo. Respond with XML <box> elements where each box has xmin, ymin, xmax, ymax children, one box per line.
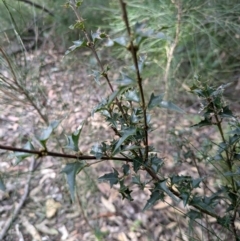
<box><xmin>14</xmin><ymin>141</ymin><xmax>35</xmax><ymax>164</ymax></box>
<box><xmin>65</xmin><ymin>40</ymin><xmax>87</xmax><ymax>55</ymax></box>
<box><xmin>192</xmin><ymin>177</ymin><xmax>204</xmax><ymax>188</ymax></box>
<box><xmin>98</xmin><ymin>169</ymin><xmax>119</xmax><ymax>188</ymax></box>
<box><xmin>61</xmin><ymin>162</ymin><xmax>86</xmax><ymax>201</ymax></box>
<box><xmin>113</xmin><ymin>127</ymin><xmax>137</xmax><ymax>155</ymax></box>
<box><xmin>219</xmin><ymin>106</ymin><xmax>234</xmax><ymax>118</ymax></box>
<box><xmin>133</xmin><ymin>156</ymin><xmax>143</xmax><ymax>173</ymax></box>
<box><xmin>50</xmin><ymin>120</ymin><xmax>61</xmax><ymax>129</ymax></box>
<box><xmin>180</xmin><ymin>192</ymin><xmax>191</xmax><ymax>206</ymax></box>
<box><xmin>65</xmin><ymin>123</ymin><xmax>84</xmax><ymax>152</ymax></box>
<box><xmin>90</xmin><ymin>143</ymin><xmax>103</xmax><ymax>159</ymax></box>
<box><xmin>192</xmin><ymin>118</ymin><xmax>212</xmax><ymax>128</ymax></box>
<box><xmin>0</xmin><ymin>175</ymin><xmax>6</xmax><ymax>191</ymax></box>
<box><xmin>148</xmin><ymin>92</ymin><xmax>185</xmax><ymax>113</ymax></box>
<box><xmin>187</xmin><ymin>209</ymin><xmax>203</xmax><ymax>220</ymax></box>
<box><xmin>122</xmin><ymin>164</ymin><xmax>130</xmax><ymax>176</ymax></box>
<box><xmin>124</xmin><ymin>89</ymin><xmax>140</xmax><ymax>102</ymax></box>
<box><xmin>91</xmin><ymin>30</ymin><xmax>108</xmax><ymax>43</ymax></box>
<box><xmin>132</xmin><ymin>175</ymin><xmax>141</xmax><ymax>185</ymax></box>
<box><xmin>157</xmin><ymin>180</ymin><xmax>179</xmax><ymax>202</ymax></box>
<box><xmin>217</xmin><ymin>216</ymin><xmax>231</xmax><ymax>229</ymax></box>
<box><xmin>112</xmin><ymin>36</ymin><xmax>127</xmax><ymax>47</ymax></box>
<box><xmin>150</xmin><ymin>155</ymin><xmax>164</xmax><ymax>173</ymax></box>
<box><xmin>91</xmin><ymin>70</ymin><xmax>101</xmax><ymax>85</ymax></box>
<box><xmin>143</xmin><ymin>190</ymin><xmax>164</xmax><ymax>211</ymax></box>
<box><xmin>148</xmin><ymin>93</ymin><xmax>164</xmax><ymax>110</ymax></box>
<box><xmin>39</xmin><ymin>120</ymin><xmax>61</xmax><ymax>149</ymax></box>
<box><xmin>76</xmin><ymin>1</ymin><xmax>83</xmax><ymax>8</ymax></box>
<box><xmin>39</xmin><ymin>126</ymin><xmax>52</xmax><ymax>148</ymax></box>
<box><xmin>107</xmin><ymin>89</ymin><xmax>122</xmax><ymax>106</ymax></box>
<box><xmin>119</xmin><ymin>180</ymin><xmax>133</xmax><ymax>201</ymax></box>
<box><xmin>115</xmin><ymin>73</ymin><xmax>136</xmax><ymax>86</ymax></box>
<box><xmin>159</xmin><ymin>100</ymin><xmax>185</xmax><ymax>113</ymax></box>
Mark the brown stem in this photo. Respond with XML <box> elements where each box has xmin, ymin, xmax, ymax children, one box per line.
<box><xmin>0</xmin><ymin>144</ymin><xmax>131</xmax><ymax>162</ymax></box>
<box><xmin>210</xmin><ymin>100</ymin><xmax>236</xmax><ymax>193</ymax></box>
<box><xmin>119</xmin><ymin>0</ymin><xmax>149</xmax><ymax>161</ymax></box>
<box><xmin>69</xmin><ymin>1</ymin><xmax>128</xmax><ymax>122</ymax></box>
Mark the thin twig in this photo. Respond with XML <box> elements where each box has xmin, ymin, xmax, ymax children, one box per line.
<box><xmin>0</xmin><ymin>144</ymin><xmax>131</xmax><ymax>162</ymax></box>
<box><xmin>209</xmin><ymin>100</ymin><xmax>239</xmax><ymax>239</ymax></box>
<box><xmin>0</xmin><ymin>158</ymin><xmax>36</xmax><ymax>240</ymax></box>
<box><xmin>0</xmin><ymin>47</ymin><xmax>48</xmax><ymax>124</ymax></box>
<box><xmin>69</xmin><ymin>1</ymin><xmax>128</xmax><ymax>122</ymax></box>
<box><xmin>119</xmin><ymin>0</ymin><xmax>149</xmax><ymax>161</ymax></box>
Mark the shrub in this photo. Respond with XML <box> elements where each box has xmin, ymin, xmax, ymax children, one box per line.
<box><xmin>0</xmin><ymin>0</ymin><xmax>239</xmax><ymax>240</ymax></box>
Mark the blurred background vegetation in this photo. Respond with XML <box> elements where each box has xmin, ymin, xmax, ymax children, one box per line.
<box><xmin>1</xmin><ymin>0</ymin><xmax>239</xmax><ymax>97</ymax></box>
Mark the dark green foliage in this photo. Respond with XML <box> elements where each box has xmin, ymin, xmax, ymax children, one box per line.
<box><xmin>61</xmin><ymin>161</ymin><xmax>86</xmax><ymax>201</ymax></box>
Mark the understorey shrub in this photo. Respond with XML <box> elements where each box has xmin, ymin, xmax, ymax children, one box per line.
<box><xmin>0</xmin><ymin>0</ymin><xmax>239</xmax><ymax>240</ymax></box>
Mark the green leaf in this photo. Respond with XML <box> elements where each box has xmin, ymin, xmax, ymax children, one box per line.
<box><xmin>112</xmin><ymin>37</ymin><xmax>127</xmax><ymax>47</ymax></box>
<box><xmin>190</xmin><ymin>193</ymin><xmax>220</xmax><ymax>213</ymax></box>
<box><xmin>217</xmin><ymin>216</ymin><xmax>231</xmax><ymax>229</ymax></box>
<box><xmin>180</xmin><ymin>192</ymin><xmax>191</xmax><ymax>206</ymax></box>
<box><xmin>214</xmin><ymin>153</ymin><xmax>223</xmax><ymax>161</ymax></box>
<box><xmin>132</xmin><ymin>175</ymin><xmax>141</xmax><ymax>185</ymax></box>
<box><xmin>171</xmin><ymin>175</ymin><xmax>191</xmax><ymax>185</ymax></box>
<box><xmin>150</xmin><ymin>155</ymin><xmax>164</xmax><ymax>173</ymax></box>
<box><xmin>228</xmin><ymin>127</ymin><xmax>240</xmax><ymax>135</ymax></box>
<box><xmin>107</xmin><ymin>86</ymin><xmax>130</xmax><ymax>107</ymax></box>
<box><xmin>192</xmin><ymin>118</ymin><xmax>212</xmax><ymax>128</ymax></box>
<box><xmin>192</xmin><ymin>177</ymin><xmax>204</xmax><ymax>188</ymax></box>
<box><xmin>113</xmin><ymin>127</ymin><xmax>137</xmax><ymax>155</ymax></box>
<box><xmin>39</xmin><ymin>120</ymin><xmax>60</xmax><ymax>149</ymax></box>
<box><xmin>159</xmin><ymin>100</ymin><xmax>185</xmax><ymax>113</ymax></box>
<box><xmin>124</xmin><ymin>89</ymin><xmax>140</xmax><ymax>102</ymax></box>
<box><xmin>0</xmin><ymin>175</ymin><xmax>6</xmax><ymax>191</ymax></box>
<box><xmin>76</xmin><ymin>1</ymin><xmax>83</xmax><ymax>7</ymax></box>
<box><xmin>187</xmin><ymin>209</ymin><xmax>203</xmax><ymax>220</ymax></box>
<box><xmin>65</xmin><ymin>40</ymin><xmax>87</xmax><ymax>55</ymax></box>
<box><xmin>143</xmin><ymin>190</ymin><xmax>163</xmax><ymax>211</ymax></box>
<box><xmin>115</xmin><ymin>74</ymin><xmax>136</xmax><ymax>86</ymax></box>
<box><xmin>121</xmin><ymin>145</ymin><xmax>141</xmax><ymax>152</ymax></box>
<box><xmin>39</xmin><ymin>126</ymin><xmax>53</xmax><ymax>148</ymax></box>
<box><xmin>107</xmin><ymin>89</ymin><xmax>122</xmax><ymax>106</ymax></box>
<box><xmin>90</xmin><ymin>143</ymin><xmax>103</xmax><ymax>159</ymax></box>
<box><xmin>65</xmin><ymin>123</ymin><xmax>84</xmax><ymax>152</ymax></box>
<box><xmin>156</xmin><ymin>180</ymin><xmax>179</xmax><ymax>202</ymax></box>
<box><xmin>14</xmin><ymin>141</ymin><xmax>35</xmax><ymax>164</ymax></box>
<box><xmin>98</xmin><ymin>169</ymin><xmax>119</xmax><ymax>188</ymax></box>
<box><xmin>133</xmin><ymin>156</ymin><xmax>143</xmax><ymax>173</ymax></box>
<box><xmin>91</xmin><ymin>70</ymin><xmax>101</xmax><ymax>85</ymax></box>
<box><xmin>219</xmin><ymin>106</ymin><xmax>234</xmax><ymax>118</ymax></box>
<box><xmin>148</xmin><ymin>93</ymin><xmax>164</xmax><ymax>110</ymax></box>
<box><xmin>119</xmin><ymin>180</ymin><xmax>133</xmax><ymax>201</ymax></box>
<box><xmin>61</xmin><ymin>162</ymin><xmax>86</xmax><ymax>201</ymax></box>
<box><xmin>91</xmin><ymin>30</ymin><xmax>108</xmax><ymax>43</ymax></box>
<box><xmin>50</xmin><ymin>120</ymin><xmax>61</xmax><ymax>129</ymax></box>
<box><xmin>122</xmin><ymin>164</ymin><xmax>130</xmax><ymax>176</ymax></box>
